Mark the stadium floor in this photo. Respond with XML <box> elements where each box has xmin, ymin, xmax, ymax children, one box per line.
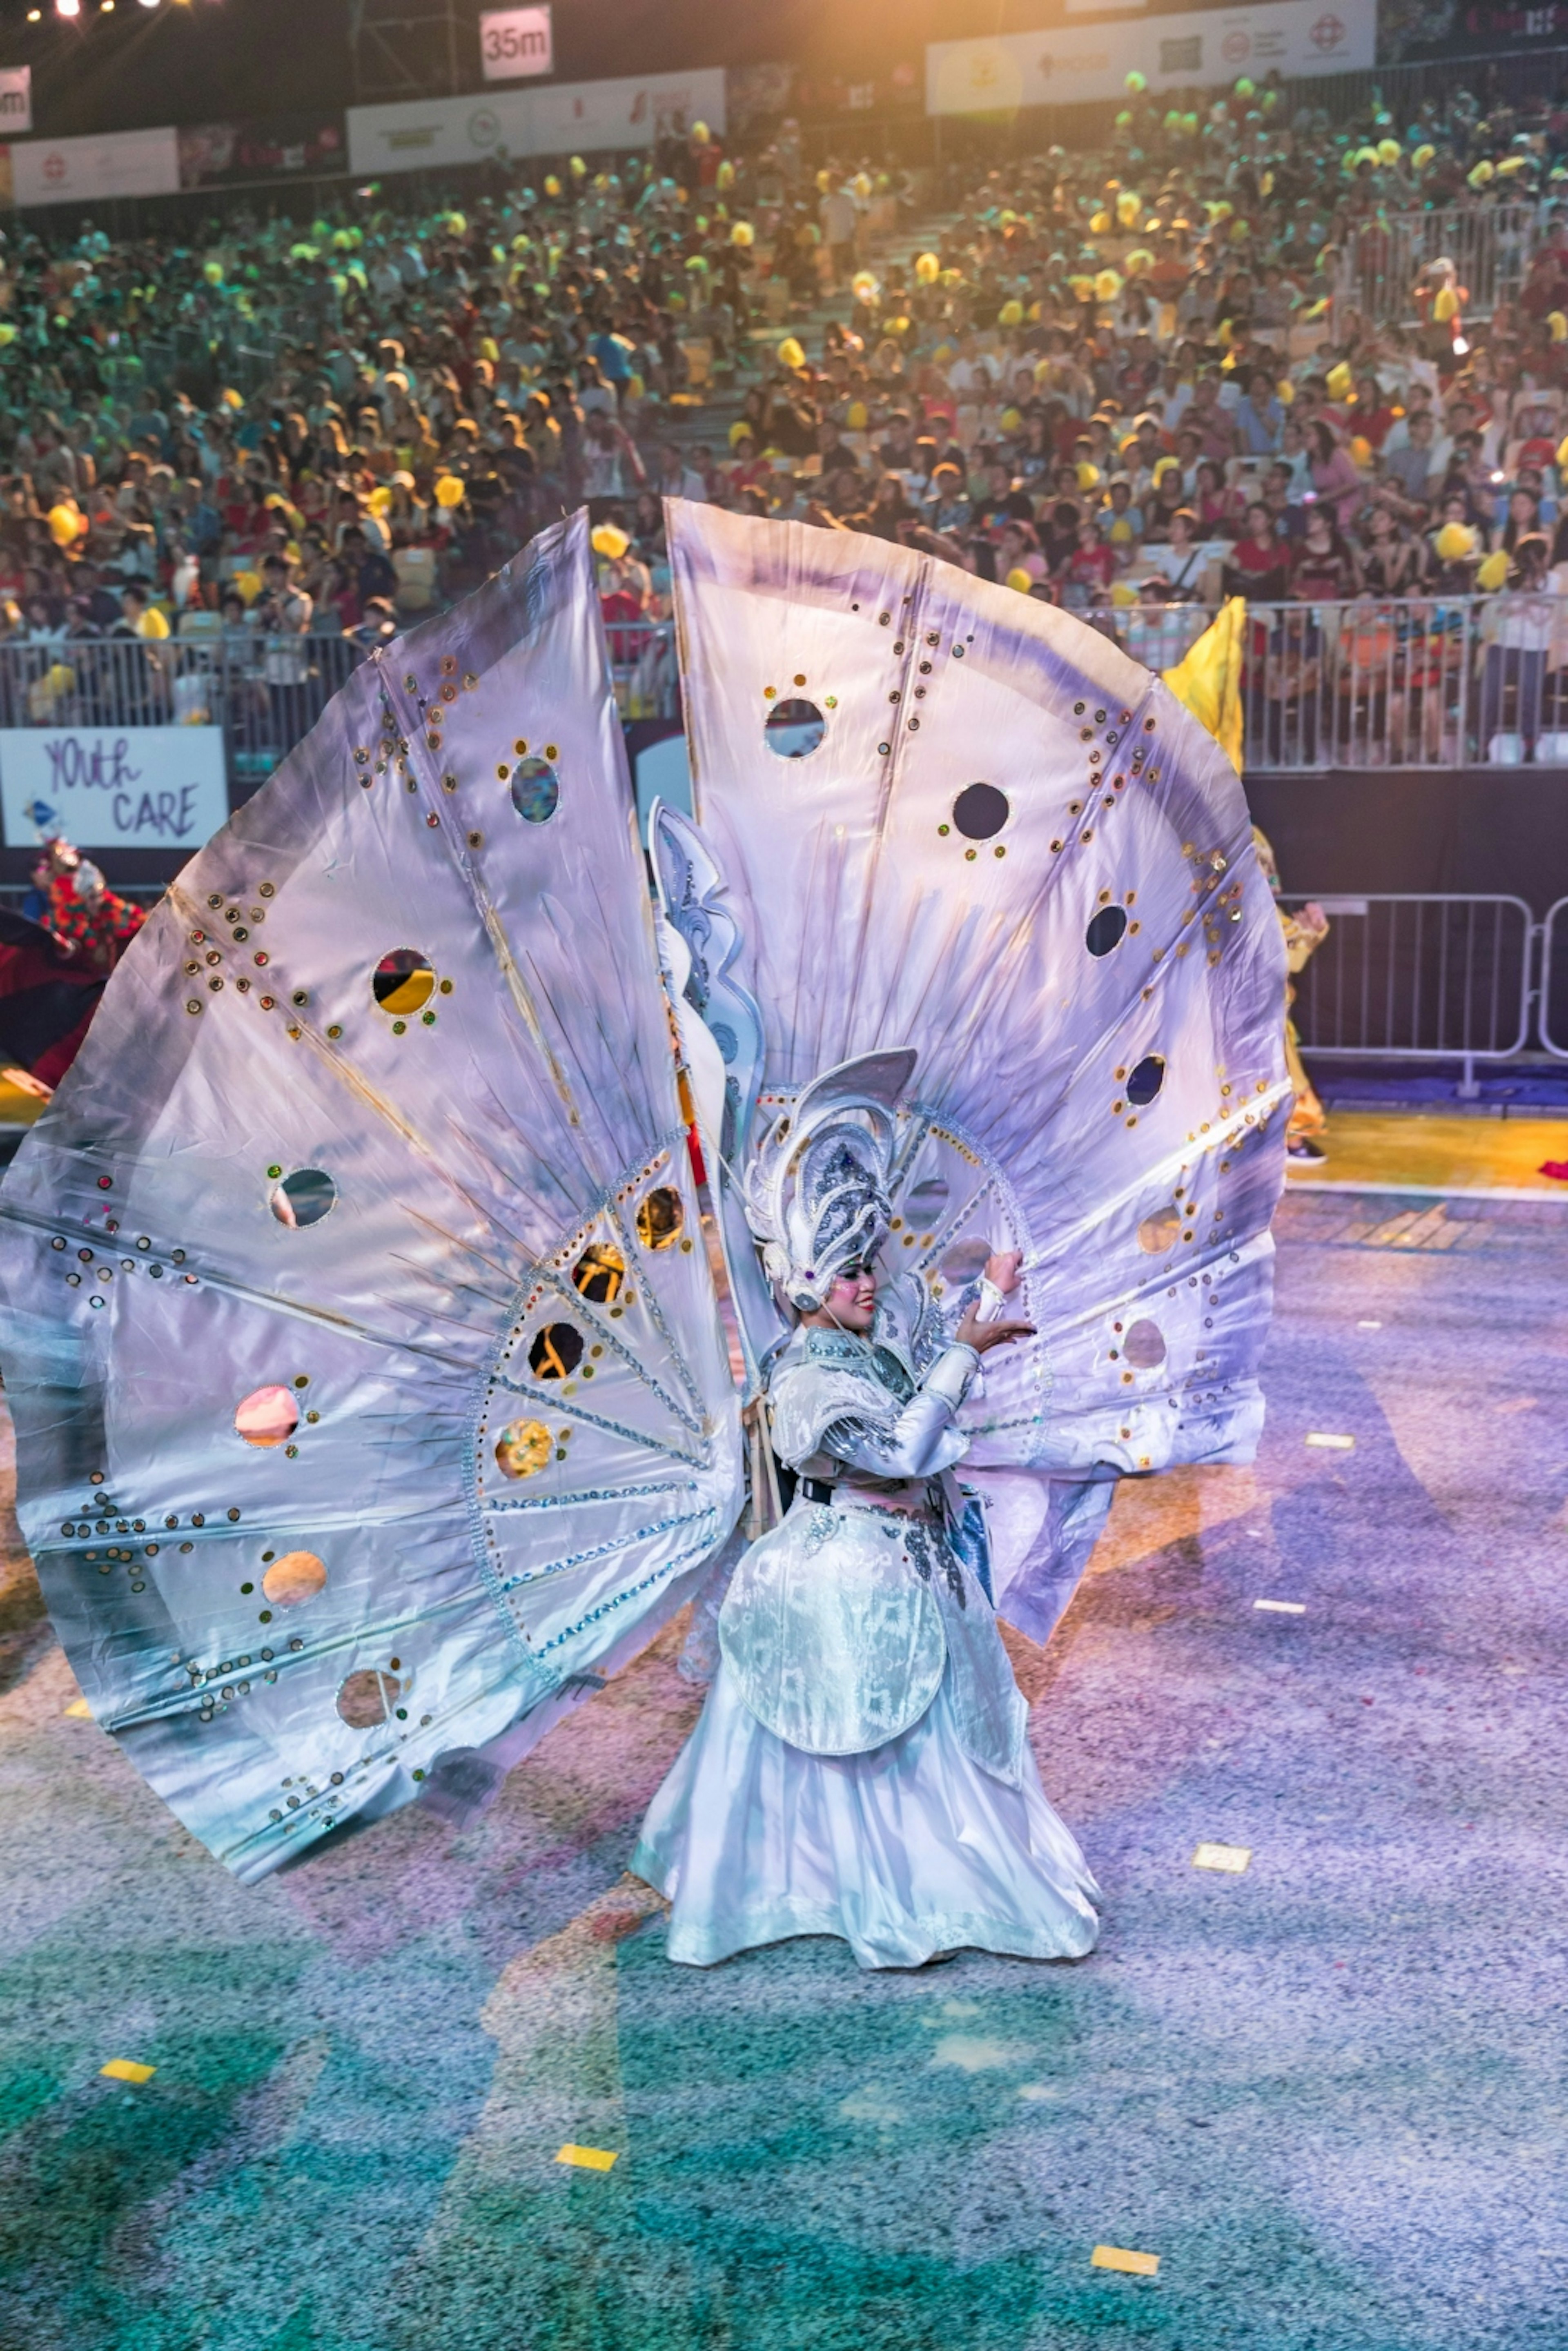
<box><xmin>1</xmin><ymin>1183</ymin><xmax>1564</xmax><ymax>2351</ymax></box>
<box><xmin>1287</xmin><ymin>1109</ymin><xmax>1568</xmax><ymax>1196</ymax></box>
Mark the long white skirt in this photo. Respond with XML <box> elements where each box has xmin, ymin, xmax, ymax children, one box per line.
<box><xmin>630</xmin><ymin>1661</ymin><xmax>1101</xmax><ymax>1971</ymax></box>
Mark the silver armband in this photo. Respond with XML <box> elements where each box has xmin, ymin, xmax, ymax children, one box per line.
<box><xmin>922</xmin><ymin>1342</ymin><xmax>980</xmax><ymax>1411</ymax></box>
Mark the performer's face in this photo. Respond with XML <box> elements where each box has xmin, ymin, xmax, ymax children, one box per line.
<box><xmin>824</xmin><ymin>1264</ymin><xmax>877</xmax><ymax>1332</ymax></box>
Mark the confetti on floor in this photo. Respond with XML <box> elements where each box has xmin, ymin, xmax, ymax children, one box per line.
<box><xmin>1091</xmin><ymin>2244</ymin><xmax>1160</xmax><ymax>2276</ymax></box>
<box><xmin>555</xmin><ymin>2144</ymin><xmax>618</xmax><ymax>2172</ymax></box>
<box><xmin>1305</xmin><ymin>1432</ymin><xmax>1356</xmax><ymax>1449</ymax></box>
<box><xmin>1254</xmin><ymin>1598</ymin><xmax>1306</xmax><ymax>1615</ymax></box>
<box><xmin>63</xmin><ymin>1698</ymin><xmax>92</xmax><ymax>1718</ymax></box>
<box><xmin>1192</xmin><ymin>1843</ymin><xmax>1252</xmax><ymax>1874</ymax></box>
<box><xmin>100</xmin><ymin>2059</ymin><xmax>156</xmax><ymax>2084</ymax></box>
<box><xmin>1357</xmin><ymin>1319</ymin><xmax>1382</xmax><ymax>1329</ymax></box>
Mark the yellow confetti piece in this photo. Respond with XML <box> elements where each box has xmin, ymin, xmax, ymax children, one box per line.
<box><xmin>555</xmin><ymin>2143</ymin><xmax>617</xmax><ymax>2171</ymax></box>
<box><xmin>100</xmin><ymin>2059</ymin><xmax>156</xmax><ymax>2084</ymax></box>
<box><xmin>1193</xmin><ymin>1843</ymin><xmax>1252</xmax><ymax>1873</ymax></box>
<box><xmin>1305</xmin><ymin>1432</ymin><xmax>1355</xmax><ymax>1449</ymax></box>
<box><xmin>1092</xmin><ymin>2244</ymin><xmax>1160</xmax><ymax>2275</ymax></box>
<box><xmin>1254</xmin><ymin>1599</ymin><xmax>1305</xmax><ymax>1615</ymax></box>
<box><xmin>64</xmin><ymin>1697</ymin><xmax>93</xmax><ymax>1718</ymax></box>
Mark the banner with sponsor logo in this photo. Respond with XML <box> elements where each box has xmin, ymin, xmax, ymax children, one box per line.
<box><xmin>177</xmin><ymin>116</ymin><xmax>345</xmax><ymax>190</ymax></box>
<box><xmin>9</xmin><ymin>125</ymin><xmax>180</xmax><ymax>209</ymax></box>
<box><xmin>347</xmin><ymin>65</ymin><xmax>725</xmax><ymax>178</ymax></box>
<box><xmin>0</xmin><ymin>69</ymin><xmax>30</xmax><ymax>139</ymax></box>
<box><xmin>1381</xmin><ymin>0</ymin><xmax>1568</xmax><ymax>58</ymax></box>
<box><xmin>480</xmin><ymin>5</ymin><xmax>553</xmax><ymax>81</ymax></box>
<box><xmin>0</xmin><ymin>726</ymin><xmax>227</xmax><ymax>850</ymax></box>
<box><xmin>927</xmin><ymin>0</ymin><xmax>1375</xmax><ymax>114</ymax></box>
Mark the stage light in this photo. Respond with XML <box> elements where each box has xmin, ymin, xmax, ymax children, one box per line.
<box><xmin>55</xmin><ymin>0</ymin><xmax>81</xmax><ymax>17</ymax></box>
<box><xmin>26</xmin><ymin>6</ymin><xmax>40</xmax><ymax>16</ymax></box>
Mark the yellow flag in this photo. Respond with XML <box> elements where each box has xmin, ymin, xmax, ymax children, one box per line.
<box><xmin>1162</xmin><ymin>597</ymin><xmax>1245</xmax><ymax>774</ymax></box>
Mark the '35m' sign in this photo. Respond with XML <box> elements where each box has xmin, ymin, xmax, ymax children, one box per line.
<box><xmin>480</xmin><ymin>6</ymin><xmax>553</xmax><ymax>82</ymax></box>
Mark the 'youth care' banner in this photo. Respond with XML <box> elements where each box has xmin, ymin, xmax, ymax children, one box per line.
<box><xmin>0</xmin><ymin>727</ymin><xmax>227</xmax><ymax>851</ymax></box>
<box><xmin>347</xmin><ymin>65</ymin><xmax>725</xmax><ymax>179</ymax></box>
<box><xmin>927</xmin><ymin>0</ymin><xmax>1375</xmax><ymax>114</ymax></box>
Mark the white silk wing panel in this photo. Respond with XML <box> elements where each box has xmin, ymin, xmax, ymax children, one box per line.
<box><xmin>668</xmin><ymin>500</ymin><xmax>1287</xmax><ymax>1481</ymax></box>
<box><xmin>0</xmin><ymin>512</ymin><xmax>741</xmax><ymax>1881</ymax></box>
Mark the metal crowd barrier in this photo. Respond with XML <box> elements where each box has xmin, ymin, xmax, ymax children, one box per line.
<box><xmin>1239</xmin><ymin>598</ymin><xmax>1479</xmax><ymax>773</ymax></box>
<box><xmin>1103</xmin><ymin>597</ymin><xmax>1568</xmax><ymax>773</ymax></box>
<box><xmin>4</xmin><ymin>603</ymin><xmax>1559</xmax><ymax>784</ymax></box>
<box><xmin>1339</xmin><ymin>203</ymin><xmax>1540</xmax><ymax>325</ymax></box>
<box><xmin>1282</xmin><ymin>892</ymin><xmax>1545</xmax><ymax>1095</ymax></box>
<box><xmin>0</xmin><ymin>626</ymin><xmax>682</xmax><ymax>785</ymax></box>
<box><xmin>603</xmin><ymin>619</ymin><xmax>680</xmax><ymax>721</ymax></box>
<box><xmin>0</xmin><ymin>877</ymin><xmax>1548</xmax><ymax>1084</ymax></box>
<box><xmin>0</xmin><ymin>633</ymin><xmax>365</xmax><ymax>786</ymax></box>
<box><xmin>1535</xmin><ymin>897</ymin><xmax>1568</xmax><ymax>1062</ymax></box>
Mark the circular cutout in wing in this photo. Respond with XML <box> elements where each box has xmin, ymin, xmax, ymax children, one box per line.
<box><xmin>269</xmin><ymin>1170</ymin><xmax>336</xmax><ymax>1228</ymax></box>
<box><xmin>952</xmin><ymin>783</ymin><xmax>1009</xmax><ymax>840</ymax></box>
<box><xmin>495</xmin><ymin>1419</ymin><xmax>552</xmax><ymax>1478</ymax></box>
<box><xmin>263</xmin><ymin>1550</ymin><xmax>327</xmax><ymax>1606</ymax></box>
<box><xmin>528</xmin><ymin>1323</ymin><xmax>584</xmax><ymax>1381</ymax></box>
<box><xmin>235</xmin><ymin>1386</ymin><xmax>298</xmax><ymax>1448</ymax></box>
<box><xmin>336</xmin><ymin>1668</ymin><xmax>401</xmax><ymax>1728</ymax></box>
<box><xmin>571</xmin><ymin>1242</ymin><xmax>625</xmax><ymax>1302</ymax></box>
<box><xmin>510</xmin><ymin>755</ymin><xmax>560</xmax><ymax>823</ymax></box>
<box><xmin>1127</xmin><ymin>1054</ymin><xmax>1166</xmax><ymax>1106</ymax></box>
<box><xmin>939</xmin><ymin>1238</ymin><xmax>991</xmax><ymax>1284</ymax></box>
<box><xmin>1123</xmin><ymin>1319</ymin><xmax>1167</xmax><ymax>1369</ymax></box>
<box><xmin>636</xmin><ymin>1187</ymin><xmax>684</xmax><ymax>1249</ymax></box>
<box><xmin>372</xmin><ymin>948</ymin><xmax>436</xmax><ymax>1015</ymax></box>
<box><xmin>764</xmin><ymin>699</ymin><xmax>826</xmax><ymax>759</ymax></box>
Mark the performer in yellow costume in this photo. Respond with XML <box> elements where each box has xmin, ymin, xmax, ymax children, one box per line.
<box><xmin>1252</xmin><ymin>824</ymin><xmax>1330</xmax><ymax>1162</ymax></box>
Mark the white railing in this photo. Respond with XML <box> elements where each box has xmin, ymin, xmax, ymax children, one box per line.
<box><xmin>1281</xmin><ymin>894</ymin><xmax>1535</xmax><ymax>1081</ymax></box>
<box><xmin>3</xmin><ymin>604</ymin><xmax>1562</xmax><ymax>782</ymax></box>
<box><xmin>604</xmin><ymin>619</ymin><xmax>679</xmax><ymax>720</ymax></box>
<box><xmin>0</xmin><ymin>621</ymin><xmax>682</xmax><ymax>789</ymax></box>
<box><xmin>1099</xmin><ymin>597</ymin><xmax>1568</xmax><ymax>772</ymax></box>
<box><xmin>1339</xmin><ymin>203</ymin><xmax>1539</xmax><ymax>325</ymax></box>
<box><xmin>1535</xmin><ymin>896</ymin><xmax>1568</xmax><ymax>1061</ymax></box>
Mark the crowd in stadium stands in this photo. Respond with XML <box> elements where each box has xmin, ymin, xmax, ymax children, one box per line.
<box><xmin>0</xmin><ymin>71</ymin><xmax>1566</xmax><ymax>704</ymax></box>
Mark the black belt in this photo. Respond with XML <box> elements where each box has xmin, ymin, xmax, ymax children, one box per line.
<box><xmin>799</xmin><ymin>1476</ymin><xmax>835</xmax><ymax>1505</ymax></box>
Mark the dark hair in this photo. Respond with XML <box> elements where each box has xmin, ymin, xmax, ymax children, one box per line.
<box><xmin>1503</xmin><ymin>492</ymin><xmax>1543</xmax><ymax>553</ymax></box>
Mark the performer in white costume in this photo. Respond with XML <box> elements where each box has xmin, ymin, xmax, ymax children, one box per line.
<box><xmin>634</xmin><ymin>1051</ymin><xmax>1101</xmax><ymax>1968</ymax></box>
<box><xmin>0</xmin><ymin>503</ymin><xmax>1289</xmax><ymax>1905</ymax></box>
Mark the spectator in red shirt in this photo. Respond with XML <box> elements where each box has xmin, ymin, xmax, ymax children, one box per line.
<box><xmin>1065</xmin><ymin>514</ymin><xmax>1116</xmax><ymax>601</ymax></box>
<box><xmin>1224</xmin><ymin>501</ymin><xmax>1290</xmax><ymax>601</ymax></box>
<box><xmin>1349</xmin><ymin>374</ymin><xmax>1398</xmax><ymax>450</ymax></box>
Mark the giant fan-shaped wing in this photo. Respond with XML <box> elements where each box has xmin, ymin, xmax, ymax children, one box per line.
<box><xmin>0</xmin><ymin>513</ymin><xmax>742</xmax><ymax>1880</ymax></box>
<box><xmin>666</xmin><ymin>501</ymin><xmax>1286</xmax><ymax>1636</ymax></box>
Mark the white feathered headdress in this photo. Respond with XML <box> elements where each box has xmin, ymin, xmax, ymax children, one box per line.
<box><xmin>742</xmin><ymin>1048</ymin><xmax>915</xmax><ymax>1312</ymax></box>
